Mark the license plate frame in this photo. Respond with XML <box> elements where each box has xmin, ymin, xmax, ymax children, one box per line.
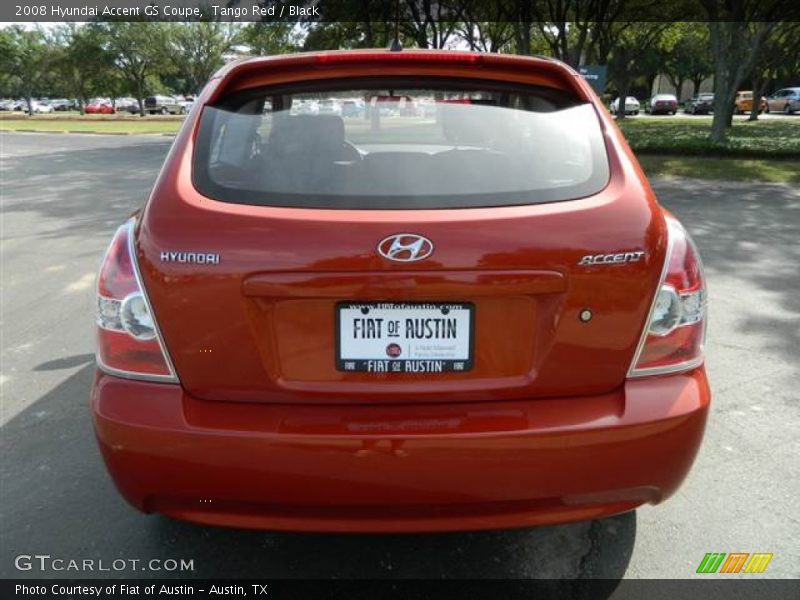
<box><xmin>335</xmin><ymin>301</ymin><xmax>474</xmax><ymax>373</ymax></box>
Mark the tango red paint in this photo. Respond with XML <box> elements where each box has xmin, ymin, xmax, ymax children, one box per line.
<box><xmin>91</xmin><ymin>50</ymin><xmax>709</xmax><ymax>532</ymax></box>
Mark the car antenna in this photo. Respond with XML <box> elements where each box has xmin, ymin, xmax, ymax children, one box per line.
<box><xmin>389</xmin><ymin>0</ymin><xmax>402</xmax><ymax>51</ymax></box>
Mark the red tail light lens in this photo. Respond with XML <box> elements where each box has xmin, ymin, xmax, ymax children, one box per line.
<box><xmin>629</xmin><ymin>217</ymin><xmax>707</xmax><ymax>377</ymax></box>
<box><xmin>96</xmin><ymin>220</ymin><xmax>177</xmax><ymax>382</ymax></box>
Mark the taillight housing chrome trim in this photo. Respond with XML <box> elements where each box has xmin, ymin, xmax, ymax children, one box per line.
<box><xmin>95</xmin><ymin>219</ymin><xmax>179</xmax><ymax>384</ymax></box>
<box><xmin>627</xmin><ymin>217</ymin><xmax>707</xmax><ymax>378</ymax></box>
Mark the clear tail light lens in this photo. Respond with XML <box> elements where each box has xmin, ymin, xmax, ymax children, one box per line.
<box><xmin>629</xmin><ymin>216</ymin><xmax>707</xmax><ymax>377</ymax></box>
<box><xmin>96</xmin><ymin>220</ymin><xmax>177</xmax><ymax>382</ymax></box>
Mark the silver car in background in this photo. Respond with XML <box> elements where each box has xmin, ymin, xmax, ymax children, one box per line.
<box><xmin>766</xmin><ymin>88</ymin><xmax>800</xmax><ymax>115</ymax></box>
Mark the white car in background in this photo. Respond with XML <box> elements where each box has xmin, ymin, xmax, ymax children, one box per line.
<box><xmin>31</xmin><ymin>101</ymin><xmax>54</xmax><ymax>114</ymax></box>
<box><xmin>610</xmin><ymin>96</ymin><xmax>640</xmax><ymax>116</ymax></box>
<box><xmin>179</xmin><ymin>96</ymin><xmax>195</xmax><ymax>114</ymax></box>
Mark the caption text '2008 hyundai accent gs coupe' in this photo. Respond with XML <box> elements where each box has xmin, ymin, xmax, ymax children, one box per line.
<box><xmin>90</xmin><ymin>50</ymin><xmax>710</xmax><ymax>533</ymax></box>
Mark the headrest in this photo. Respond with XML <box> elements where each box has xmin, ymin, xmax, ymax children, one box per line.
<box><xmin>440</xmin><ymin>104</ymin><xmax>492</xmax><ymax>146</ymax></box>
<box><xmin>269</xmin><ymin>114</ymin><xmax>345</xmax><ymax>153</ymax></box>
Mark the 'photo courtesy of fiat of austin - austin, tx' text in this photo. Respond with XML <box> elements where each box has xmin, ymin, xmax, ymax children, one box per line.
<box><xmin>90</xmin><ymin>49</ymin><xmax>709</xmax><ymax>532</ymax></box>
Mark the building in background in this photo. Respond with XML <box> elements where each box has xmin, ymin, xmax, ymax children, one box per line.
<box><xmin>651</xmin><ymin>74</ymin><xmax>714</xmax><ymax>102</ymax></box>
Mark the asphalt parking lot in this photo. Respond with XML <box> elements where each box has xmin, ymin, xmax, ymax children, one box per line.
<box><xmin>1</xmin><ymin>132</ymin><xmax>798</xmax><ymax>580</ymax></box>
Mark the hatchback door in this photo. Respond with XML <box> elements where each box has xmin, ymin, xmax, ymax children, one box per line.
<box><xmin>135</xmin><ymin>52</ymin><xmax>666</xmax><ymax>405</ymax></box>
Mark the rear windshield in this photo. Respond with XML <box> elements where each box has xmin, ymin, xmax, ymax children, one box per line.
<box><xmin>193</xmin><ymin>78</ymin><xmax>609</xmax><ymax>209</ymax></box>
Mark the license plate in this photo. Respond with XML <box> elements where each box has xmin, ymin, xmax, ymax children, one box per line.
<box><xmin>336</xmin><ymin>302</ymin><xmax>474</xmax><ymax>373</ymax></box>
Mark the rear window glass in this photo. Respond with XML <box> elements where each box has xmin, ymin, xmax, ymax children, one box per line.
<box><xmin>193</xmin><ymin>78</ymin><xmax>609</xmax><ymax>209</ymax></box>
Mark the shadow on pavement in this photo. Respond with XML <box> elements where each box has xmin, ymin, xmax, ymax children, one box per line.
<box><xmin>0</xmin><ymin>364</ymin><xmax>635</xmax><ymax>585</ymax></box>
<box><xmin>654</xmin><ymin>179</ymin><xmax>800</xmax><ymax>370</ymax></box>
<box><xmin>1</xmin><ymin>136</ymin><xmax>171</xmax><ymax>242</ymax></box>
<box><xmin>33</xmin><ymin>354</ymin><xmax>95</xmax><ymax>372</ymax></box>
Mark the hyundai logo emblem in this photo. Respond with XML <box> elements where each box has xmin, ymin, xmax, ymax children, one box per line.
<box><xmin>377</xmin><ymin>234</ymin><xmax>434</xmax><ymax>263</ymax></box>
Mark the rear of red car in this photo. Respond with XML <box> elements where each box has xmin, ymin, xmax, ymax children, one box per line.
<box><xmin>91</xmin><ymin>51</ymin><xmax>709</xmax><ymax>532</ymax></box>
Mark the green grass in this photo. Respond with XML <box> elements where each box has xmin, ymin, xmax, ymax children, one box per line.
<box><xmin>618</xmin><ymin>118</ymin><xmax>800</xmax><ymax>158</ymax></box>
<box><xmin>0</xmin><ymin>116</ymin><xmax>180</xmax><ymax>135</ymax></box>
<box><xmin>637</xmin><ymin>155</ymin><xmax>800</xmax><ymax>184</ymax></box>
<box><xmin>1</xmin><ymin>111</ymin><xmax>182</xmax><ymax>121</ymax></box>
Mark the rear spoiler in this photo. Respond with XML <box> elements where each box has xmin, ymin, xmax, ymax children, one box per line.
<box><xmin>206</xmin><ymin>50</ymin><xmax>591</xmax><ymax>105</ymax></box>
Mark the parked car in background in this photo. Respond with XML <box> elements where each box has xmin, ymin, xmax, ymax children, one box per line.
<box><xmin>49</xmin><ymin>98</ymin><xmax>75</xmax><ymax>111</ymax></box>
<box><xmin>178</xmin><ymin>96</ymin><xmax>195</xmax><ymax>114</ymax></box>
<box><xmin>0</xmin><ymin>100</ymin><xmax>13</xmax><ymax>111</ymax></box>
<box><xmin>684</xmin><ymin>93</ymin><xmax>714</xmax><ymax>115</ymax></box>
<box><xmin>645</xmin><ymin>94</ymin><xmax>678</xmax><ymax>115</ymax></box>
<box><xmin>292</xmin><ymin>99</ymin><xmax>319</xmax><ymax>115</ymax></box>
<box><xmin>318</xmin><ymin>98</ymin><xmax>343</xmax><ymax>115</ymax></box>
<box><xmin>734</xmin><ymin>91</ymin><xmax>766</xmax><ymax>114</ymax></box>
<box><xmin>144</xmin><ymin>95</ymin><xmax>183</xmax><ymax>115</ymax></box>
<box><xmin>765</xmin><ymin>87</ymin><xmax>800</xmax><ymax>115</ymax></box>
<box><xmin>115</xmin><ymin>97</ymin><xmax>139</xmax><ymax>113</ymax></box>
<box><xmin>85</xmin><ymin>98</ymin><xmax>115</xmax><ymax>114</ymax></box>
<box><xmin>31</xmin><ymin>101</ymin><xmax>54</xmax><ymax>114</ymax></box>
<box><xmin>341</xmin><ymin>99</ymin><xmax>365</xmax><ymax>118</ymax></box>
<box><xmin>91</xmin><ymin>50</ymin><xmax>710</xmax><ymax>534</ymax></box>
<box><xmin>373</xmin><ymin>94</ymin><xmax>417</xmax><ymax>116</ymax></box>
<box><xmin>610</xmin><ymin>96</ymin><xmax>640</xmax><ymax>115</ymax></box>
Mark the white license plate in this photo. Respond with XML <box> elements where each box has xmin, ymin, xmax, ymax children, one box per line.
<box><xmin>336</xmin><ymin>302</ymin><xmax>474</xmax><ymax>373</ymax></box>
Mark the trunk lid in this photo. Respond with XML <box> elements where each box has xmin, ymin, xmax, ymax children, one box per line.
<box><xmin>136</xmin><ymin>53</ymin><xmax>666</xmax><ymax>405</ymax></box>
<box><xmin>138</xmin><ymin>185</ymin><xmax>665</xmax><ymax>405</ymax></box>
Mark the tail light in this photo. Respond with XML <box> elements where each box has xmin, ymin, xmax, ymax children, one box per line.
<box><xmin>95</xmin><ymin>220</ymin><xmax>177</xmax><ymax>383</ymax></box>
<box><xmin>629</xmin><ymin>216</ymin><xmax>707</xmax><ymax>377</ymax></box>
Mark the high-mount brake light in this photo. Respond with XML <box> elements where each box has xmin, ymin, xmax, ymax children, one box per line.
<box><xmin>315</xmin><ymin>52</ymin><xmax>483</xmax><ymax>65</ymax></box>
<box><xmin>629</xmin><ymin>217</ymin><xmax>707</xmax><ymax>377</ymax></box>
<box><xmin>95</xmin><ymin>220</ymin><xmax>177</xmax><ymax>382</ymax></box>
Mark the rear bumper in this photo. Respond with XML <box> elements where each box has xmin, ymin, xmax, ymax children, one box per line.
<box><xmin>91</xmin><ymin>368</ymin><xmax>710</xmax><ymax>532</ymax></box>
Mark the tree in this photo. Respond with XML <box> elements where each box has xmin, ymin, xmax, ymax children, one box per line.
<box><xmin>700</xmin><ymin>0</ymin><xmax>780</xmax><ymax>141</ymax></box>
<box><xmin>607</xmin><ymin>22</ymin><xmax>671</xmax><ymax>120</ymax></box>
<box><xmin>0</xmin><ymin>30</ymin><xmax>13</xmax><ymax>98</ymax></box>
<box><xmin>456</xmin><ymin>1</ymin><xmax>516</xmax><ymax>53</ymax></box>
<box><xmin>52</xmin><ymin>24</ymin><xmax>112</xmax><ymax>114</ymax></box>
<box><xmin>636</xmin><ymin>42</ymin><xmax>669</xmax><ymax>101</ymax></box>
<box><xmin>312</xmin><ymin>0</ymin><xmax>464</xmax><ymax>50</ymax></box>
<box><xmin>243</xmin><ymin>22</ymin><xmax>302</xmax><ymax>54</ymax></box>
<box><xmin>662</xmin><ymin>24</ymin><xmax>712</xmax><ymax>101</ymax></box>
<box><xmin>457</xmin><ymin>21</ymin><xmax>515</xmax><ymax>53</ymax></box>
<box><xmin>747</xmin><ymin>22</ymin><xmax>800</xmax><ymax>121</ymax></box>
<box><xmin>301</xmin><ymin>23</ymin><xmax>366</xmax><ymax>51</ymax></box>
<box><xmin>225</xmin><ymin>0</ymin><xmax>301</xmax><ymax>50</ymax></box>
<box><xmin>399</xmin><ymin>0</ymin><xmax>464</xmax><ymax>49</ymax></box>
<box><xmin>100</xmin><ymin>22</ymin><xmax>173</xmax><ymax>116</ymax></box>
<box><xmin>512</xmin><ymin>0</ymin><xmax>534</xmax><ymax>55</ymax></box>
<box><xmin>0</xmin><ymin>26</ymin><xmax>55</xmax><ymax>115</ymax></box>
<box><xmin>677</xmin><ymin>24</ymin><xmax>714</xmax><ymax>97</ymax></box>
<box><xmin>527</xmin><ymin>0</ymin><xmax>626</xmax><ymax>67</ymax></box>
<box><xmin>168</xmin><ymin>22</ymin><xmax>238</xmax><ymax>94</ymax></box>
<box><xmin>306</xmin><ymin>0</ymin><xmax>401</xmax><ymax>49</ymax></box>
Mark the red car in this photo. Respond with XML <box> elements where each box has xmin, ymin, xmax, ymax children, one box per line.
<box><xmin>85</xmin><ymin>100</ymin><xmax>114</xmax><ymax>114</ymax></box>
<box><xmin>91</xmin><ymin>50</ymin><xmax>710</xmax><ymax>533</ymax></box>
